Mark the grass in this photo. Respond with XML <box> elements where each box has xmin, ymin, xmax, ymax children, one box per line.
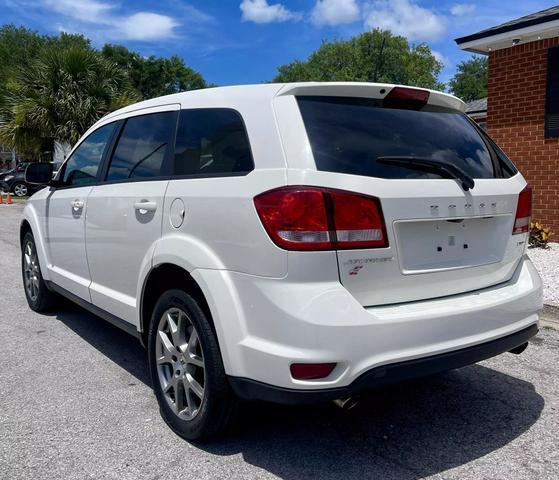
<box><xmin>0</xmin><ymin>194</ymin><xmax>28</xmax><ymax>203</ymax></box>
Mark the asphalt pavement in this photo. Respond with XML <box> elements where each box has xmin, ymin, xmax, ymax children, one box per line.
<box><xmin>1</xmin><ymin>202</ymin><xmax>558</xmax><ymax>480</ymax></box>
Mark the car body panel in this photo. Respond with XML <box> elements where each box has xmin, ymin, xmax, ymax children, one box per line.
<box><xmin>86</xmin><ymin>180</ymin><xmax>170</xmax><ymax>325</ymax></box>
<box><xmin>44</xmin><ymin>186</ymin><xmax>94</xmax><ymax>301</ymax></box>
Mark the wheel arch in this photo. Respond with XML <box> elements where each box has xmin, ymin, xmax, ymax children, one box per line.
<box><xmin>20</xmin><ymin>219</ymin><xmax>32</xmax><ymax>245</ymax></box>
<box><xmin>19</xmin><ymin>205</ymin><xmax>52</xmax><ymax>282</ymax></box>
<box><xmin>139</xmin><ymin>263</ymin><xmax>213</xmax><ymax>347</ymax></box>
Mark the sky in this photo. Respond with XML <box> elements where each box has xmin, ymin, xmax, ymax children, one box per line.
<box><xmin>2</xmin><ymin>0</ymin><xmax>558</xmax><ymax>87</ymax></box>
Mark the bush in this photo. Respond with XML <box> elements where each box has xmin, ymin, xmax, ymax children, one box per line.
<box><xmin>529</xmin><ymin>222</ymin><xmax>553</xmax><ymax>249</ymax></box>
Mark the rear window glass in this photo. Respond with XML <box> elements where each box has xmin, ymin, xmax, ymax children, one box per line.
<box><xmin>173</xmin><ymin>109</ymin><xmax>253</xmax><ymax>177</ymax></box>
<box><xmin>297</xmin><ymin>96</ymin><xmax>515</xmax><ymax>180</ymax></box>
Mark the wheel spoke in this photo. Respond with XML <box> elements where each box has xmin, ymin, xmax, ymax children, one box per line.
<box><xmin>175</xmin><ymin>311</ymin><xmax>188</xmax><ymax>351</ymax></box>
<box><xmin>173</xmin><ymin>377</ymin><xmax>185</xmax><ymax>414</ymax></box>
<box><xmin>162</xmin><ymin>377</ymin><xmax>172</xmax><ymax>393</ymax></box>
<box><xmin>158</xmin><ymin>330</ymin><xmax>176</xmax><ymax>357</ymax></box>
<box><xmin>156</xmin><ymin>355</ymin><xmax>169</xmax><ymax>365</ymax></box>
<box><xmin>187</xmin><ymin>354</ymin><xmax>204</xmax><ymax>368</ymax></box>
<box><xmin>182</xmin><ymin>378</ymin><xmax>194</xmax><ymax>412</ymax></box>
<box><xmin>185</xmin><ymin>373</ymin><xmax>204</xmax><ymax>399</ymax></box>
<box><xmin>186</xmin><ymin>329</ymin><xmax>198</xmax><ymax>354</ymax></box>
<box><xmin>166</xmin><ymin>312</ymin><xmax>180</xmax><ymax>347</ymax></box>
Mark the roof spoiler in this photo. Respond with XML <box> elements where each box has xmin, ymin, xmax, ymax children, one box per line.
<box><xmin>275</xmin><ymin>82</ymin><xmax>466</xmax><ymax>112</ymax></box>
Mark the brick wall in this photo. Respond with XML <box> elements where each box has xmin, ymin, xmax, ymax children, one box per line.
<box><xmin>488</xmin><ymin>38</ymin><xmax>559</xmax><ymax>234</ymax></box>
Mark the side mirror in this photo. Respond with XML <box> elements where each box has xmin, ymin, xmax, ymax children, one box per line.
<box><xmin>25</xmin><ymin>163</ymin><xmax>54</xmax><ymax>185</ymax></box>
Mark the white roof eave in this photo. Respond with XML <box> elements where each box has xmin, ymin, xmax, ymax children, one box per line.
<box><xmin>458</xmin><ymin>18</ymin><xmax>559</xmax><ymax>54</ymax></box>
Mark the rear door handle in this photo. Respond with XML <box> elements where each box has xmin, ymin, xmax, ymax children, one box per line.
<box><xmin>134</xmin><ymin>200</ymin><xmax>157</xmax><ymax>214</ymax></box>
<box><xmin>72</xmin><ymin>199</ymin><xmax>84</xmax><ymax>210</ymax></box>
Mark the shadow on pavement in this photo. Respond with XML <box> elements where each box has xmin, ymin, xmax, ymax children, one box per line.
<box><xmin>54</xmin><ymin>302</ymin><xmax>151</xmax><ymax>387</ymax></box>
<box><xmin>55</xmin><ymin>303</ymin><xmax>544</xmax><ymax>479</ymax></box>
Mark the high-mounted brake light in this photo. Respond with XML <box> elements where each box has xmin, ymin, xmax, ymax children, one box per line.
<box><xmin>512</xmin><ymin>185</ymin><xmax>532</xmax><ymax>235</ymax></box>
<box><xmin>254</xmin><ymin>186</ymin><xmax>388</xmax><ymax>251</ymax></box>
<box><xmin>384</xmin><ymin>86</ymin><xmax>430</xmax><ymax>110</ymax></box>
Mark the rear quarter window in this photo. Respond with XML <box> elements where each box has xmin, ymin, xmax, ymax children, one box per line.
<box><xmin>173</xmin><ymin>109</ymin><xmax>253</xmax><ymax>177</ymax></box>
<box><xmin>297</xmin><ymin>96</ymin><xmax>516</xmax><ymax>180</ymax></box>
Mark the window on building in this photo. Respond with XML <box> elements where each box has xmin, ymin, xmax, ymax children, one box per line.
<box><xmin>173</xmin><ymin>109</ymin><xmax>254</xmax><ymax>176</ymax></box>
<box><xmin>545</xmin><ymin>46</ymin><xmax>559</xmax><ymax>137</ymax></box>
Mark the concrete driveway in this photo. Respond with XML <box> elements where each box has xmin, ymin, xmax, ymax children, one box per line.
<box><xmin>1</xmin><ymin>203</ymin><xmax>558</xmax><ymax>480</ymax></box>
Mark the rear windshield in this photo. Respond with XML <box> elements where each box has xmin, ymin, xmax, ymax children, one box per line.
<box><xmin>297</xmin><ymin>96</ymin><xmax>516</xmax><ymax>179</ymax></box>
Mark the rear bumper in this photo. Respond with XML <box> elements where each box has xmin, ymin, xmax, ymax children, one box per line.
<box><xmin>195</xmin><ymin>255</ymin><xmax>542</xmax><ymax>394</ymax></box>
<box><xmin>229</xmin><ymin>323</ymin><xmax>538</xmax><ymax>404</ymax></box>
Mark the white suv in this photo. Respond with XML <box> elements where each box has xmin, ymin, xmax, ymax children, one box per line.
<box><xmin>21</xmin><ymin>83</ymin><xmax>543</xmax><ymax>440</ymax></box>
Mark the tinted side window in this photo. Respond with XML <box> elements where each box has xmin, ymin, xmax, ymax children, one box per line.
<box><xmin>106</xmin><ymin>111</ymin><xmax>177</xmax><ymax>182</ymax></box>
<box><xmin>174</xmin><ymin>109</ymin><xmax>253</xmax><ymax>176</ymax></box>
<box><xmin>63</xmin><ymin>123</ymin><xmax>116</xmax><ymax>187</ymax></box>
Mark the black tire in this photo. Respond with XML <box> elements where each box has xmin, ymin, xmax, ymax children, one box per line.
<box><xmin>21</xmin><ymin>231</ymin><xmax>59</xmax><ymax>312</ymax></box>
<box><xmin>148</xmin><ymin>289</ymin><xmax>239</xmax><ymax>441</ymax></box>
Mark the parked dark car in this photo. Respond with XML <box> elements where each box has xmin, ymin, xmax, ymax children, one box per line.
<box><xmin>0</xmin><ymin>167</ymin><xmax>17</xmax><ymax>184</ymax></box>
<box><xmin>1</xmin><ymin>163</ymin><xmax>48</xmax><ymax>197</ymax></box>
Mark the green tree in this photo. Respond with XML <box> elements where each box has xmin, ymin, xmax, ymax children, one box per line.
<box><xmin>449</xmin><ymin>56</ymin><xmax>487</xmax><ymax>102</ymax></box>
<box><xmin>273</xmin><ymin>29</ymin><xmax>444</xmax><ymax>90</ymax></box>
<box><xmin>0</xmin><ymin>46</ymin><xmax>138</xmax><ymax>154</ymax></box>
<box><xmin>102</xmin><ymin>44</ymin><xmax>207</xmax><ymax>99</ymax></box>
<box><xmin>0</xmin><ymin>25</ymin><xmax>45</xmax><ymax>87</ymax></box>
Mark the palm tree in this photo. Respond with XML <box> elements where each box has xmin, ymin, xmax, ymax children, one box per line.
<box><xmin>0</xmin><ymin>46</ymin><xmax>139</xmax><ymax>156</ymax></box>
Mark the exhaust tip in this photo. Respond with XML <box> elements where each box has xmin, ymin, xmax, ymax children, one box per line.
<box><xmin>333</xmin><ymin>396</ymin><xmax>360</xmax><ymax>411</ymax></box>
<box><xmin>509</xmin><ymin>342</ymin><xmax>529</xmax><ymax>355</ymax></box>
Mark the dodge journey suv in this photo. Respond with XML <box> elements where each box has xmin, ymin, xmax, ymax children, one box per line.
<box><xmin>21</xmin><ymin>83</ymin><xmax>543</xmax><ymax>440</ymax></box>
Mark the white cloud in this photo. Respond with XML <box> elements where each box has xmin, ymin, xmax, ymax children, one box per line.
<box><xmin>121</xmin><ymin>13</ymin><xmax>179</xmax><ymax>41</ymax></box>
<box><xmin>311</xmin><ymin>0</ymin><xmax>360</xmax><ymax>26</ymax></box>
<box><xmin>45</xmin><ymin>0</ymin><xmax>113</xmax><ymax>22</ymax></box>
<box><xmin>240</xmin><ymin>0</ymin><xmax>301</xmax><ymax>24</ymax></box>
<box><xmin>363</xmin><ymin>0</ymin><xmax>446</xmax><ymax>42</ymax></box>
<box><xmin>432</xmin><ymin>50</ymin><xmax>451</xmax><ymax>67</ymax></box>
<box><xmin>42</xmin><ymin>0</ymin><xmax>181</xmax><ymax>40</ymax></box>
<box><xmin>450</xmin><ymin>3</ymin><xmax>476</xmax><ymax>16</ymax></box>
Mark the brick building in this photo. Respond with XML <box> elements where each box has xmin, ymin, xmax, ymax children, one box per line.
<box><xmin>456</xmin><ymin>6</ymin><xmax>559</xmax><ymax>233</ymax></box>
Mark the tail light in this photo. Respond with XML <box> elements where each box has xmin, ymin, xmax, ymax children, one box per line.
<box><xmin>512</xmin><ymin>185</ymin><xmax>532</xmax><ymax>235</ymax></box>
<box><xmin>254</xmin><ymin>186</ymin><xmax>388</xmax><ymax>251</ymax></box>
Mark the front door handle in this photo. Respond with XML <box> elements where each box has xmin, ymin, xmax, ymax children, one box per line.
<box><xmin>134</xmin><ymin>200</ymin><xmax>157</xmax><ymax>214</ymax></box>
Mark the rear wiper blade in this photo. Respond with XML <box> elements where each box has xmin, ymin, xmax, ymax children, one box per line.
<box><xmin>377</xmin><ymin>156</ymin><xmax>475</xmax><ymax>191</ymax></box>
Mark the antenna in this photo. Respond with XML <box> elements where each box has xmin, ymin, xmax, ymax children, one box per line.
<box><xmin>372</xmin><ymin>36</ymin><xmax>386</xmax><ymax>83</ymax></box>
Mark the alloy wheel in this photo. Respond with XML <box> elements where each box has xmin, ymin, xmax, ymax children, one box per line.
<box><xmin>23</xmin><ymin>240</ymin><xmax>40</xmax><ymax>302</ymax></box>
<box><xmin>14</xmin><ymin>183</ymin><xmax>28</xmax><ymax>197</ymax></box>
<box><xmin>156</xmin><ymin>307</ymin><xmax>206</xmax><ymax>420</ymax></box>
